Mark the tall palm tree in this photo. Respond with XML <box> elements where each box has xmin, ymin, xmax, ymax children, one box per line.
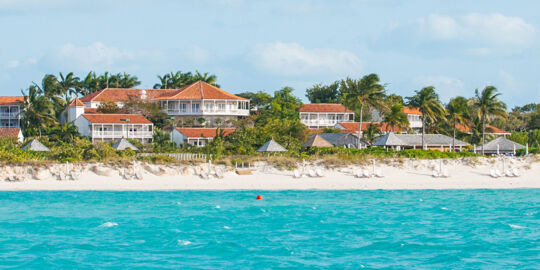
<box><xmin>58</xmin><ymin>72</ymin><xmax>81</xmax><ymax>102</ymax></box>
<box><xmin>473</xmin><ymin>86</ymin><xmax>507</xmax><ymax>154</ymax></box>
<box><xmin>194</xmin><ymin>71</ymin><xmax>219</xmax><ymax>87</ymax></box>
<box><xmin>383</xmin><ymin>104</ymin><xmax>409</xmax><ymax>132</ymax></box>
<box><xmin>406</xmin><ymin>86</ymin><xmax>446</xmax><ymax>149</ymax></box>
<box><xmin>340</xmin><ymin>74</ymin><xmax>387</xmax><ymax>148</ymax></box>
<box><xmin>20</xmin><ymin>86</ymin><xmax>57</xmax><ymax>137</ymax></box>
<box><xmin>446</xmin><ymin>96</ymin><xmax>469</xmax><ymax>151</ymax></box>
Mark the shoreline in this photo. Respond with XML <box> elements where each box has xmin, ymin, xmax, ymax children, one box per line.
<box><xmin>0</xmin><ymin>157</ymin><xmax>538</xmax><ymax>191</ymax></box>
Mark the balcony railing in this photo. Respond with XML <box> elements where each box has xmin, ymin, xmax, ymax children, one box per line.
<box><xmin>301</xmin><ymin>119</ymin><xmax>353</xmax><ymax>127</ymax></box>
<box><xmin>163</xmin><ymin>109</ymin><xmax>250</xmax><ymax>116</ymax></box>
<box><xmin>0</xmin><ymin>113</ymin><xmax>20</xmax><ymax>119</ymax></box>
<box><xmin>91</xmin><ymin>131</ymin><xmax>153</xmax><ymax>138</ymax></box>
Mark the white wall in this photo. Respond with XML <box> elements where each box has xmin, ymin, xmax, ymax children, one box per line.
<box><xmin>73</xmin><ymin>115</ymin><xmax>91</xmax><ymax>137</ymax></box>
<box><xmin>170</xmin><ymin>129</ymin><xmax>186</xmax><ymax>147</ymax></box>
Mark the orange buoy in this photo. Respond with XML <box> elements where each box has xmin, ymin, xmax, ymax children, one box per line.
<box><xmin>256</xmin><ymin>195</ymin><xmax>262</xmax><ymax>200</ymax></box>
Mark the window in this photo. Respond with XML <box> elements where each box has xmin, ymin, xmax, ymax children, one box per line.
<box><xmin>218</xmin><ymin>103</ymin><xmax>226</xmax><ymax>111</ymax></box>
<box><xmin>205</xmin><ymin>103</ymin><xmax>213</xmax><ymax>112</ymax></box>
<box><xmin>192</xmin><ymin>103</ymin><xmax>200</xmax><ymax>112</ymax></box>
<box><xmin>179</xmin><ymin>103</ymin><xmax>187</xmax><ymax>112</ymax></box>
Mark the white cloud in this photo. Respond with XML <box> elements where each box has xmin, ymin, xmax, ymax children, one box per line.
<box><xmin>5</xmin><ymin>58</ymin><xmax>36</xmax><ymax>69</ymax></box>
<box><xmin>419</xmin><ymin>13</ymin><xmax>536</xmax><ymax>53</ymax></box>
<box><xmin>52</xmin><ymin>42</ymin><xmax>135</xmax><ymax>70</ymax></box>
<box><xmin>418</xmin><ymin>75</ymin><xmax>464</xmax><ymax>102</ymax></box>
<box><xmin>252</xmin><ymin>42</ymin><xmax>362</xmax><ymax>76</ymax></box>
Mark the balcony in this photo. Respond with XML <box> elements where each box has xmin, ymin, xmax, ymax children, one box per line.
<box><xmin>0</xmin><ymin>112</ymin><xmax>20</xmax><ymax>119</ymax></box>
<box><xmin>163</xmin><ymin>109</ymin><xmax>250</xmax><ymax>116</ymax></box>
<box><xmin>301</xmin><ymin>119</ymin><xmax>352</xmax><ymax>127</ymax></box>
<box><xmin>91</xmin><ymin>131</ymin><xmax>153</xmax><ymax>139</ymax></box>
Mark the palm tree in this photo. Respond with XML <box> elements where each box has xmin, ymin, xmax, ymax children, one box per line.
<box><xmin>363</xmin><ymin>122</ymin><xmax>382</xmax><ymax>143</ymax></box>
<box><xmin>406</xmin><ymin>86</ymin><xmax>446</xmax><ymax>149</ymax></box>
<box><xmin>194</xmin><ymin>71</ymin><xmax>219</xmax><ymax>87</ymax></box>
<box><xmin>383</xmin><ymin>104</ymin><xmax>409</xmax><ymax>132</ymax></box>
<box><xmin>473</xmin><ymin>86</ymin><xmax>507</xmax><ymax>154</ymax></box>
<box><xmin>58</xmin><ymin>72</ymin><xmax>81</xmax><ymax>102</ymax></box>
<box><xmin>340</xmin><ymin>74</ymin><xmax>387</xmax><ymax>148</ymax></box>
<box><xmin>20</xmin><ymin>86</ymin><xmax>57</xmax><ymax>137</ymax></box>
<box><xmin>446</xmin><ymin>96</ymin><xmax>469</xmax><ymax>151</ymax></box>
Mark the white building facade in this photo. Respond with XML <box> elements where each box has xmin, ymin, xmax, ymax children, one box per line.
<box><xmin>0</xmin><ymin>97</ymin><xmax>24</xmax><ymax>128</ymax></box>
<box><xmin>299</xmin><ymin>104</ymin><xmax>354</xmax><ymax>129</ymax></box>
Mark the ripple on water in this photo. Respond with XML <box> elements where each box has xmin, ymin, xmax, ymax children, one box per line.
<box><xmin>99</xmin><ymin>222</ymin><xmax>118</xmax><ymax>228</ymax></box>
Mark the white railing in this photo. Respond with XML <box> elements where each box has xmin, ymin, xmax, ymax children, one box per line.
<box><xmin>0</xmin><ymin>113</ymin><xmax>19</xmax><ymax>119</ymax></box>
<box><xmin>301</xmin><ymin>119</ymin><xmax>353</xmax><ymax>127</ymax></box>
<box><xmin>91</xmin><ymin>131</ymin><xmax>153</xmax><ymax>138</ymax></box>
<box><xmin>164</xmin><ymin>109</ymin><xmax>250</xmax><ymax>116</ymax></box>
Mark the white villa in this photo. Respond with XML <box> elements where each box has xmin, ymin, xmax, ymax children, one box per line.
<box><xmin>403</xmin><ymin>107</ymin><xmax>423</xmax><ymax>132</ymax></box>
<box><xmin>68</xmin><ymin>99</ymin><xmax>153</xmax><ymax>143</ymax></box>
<box><xmin>299</xmin><ymin>104</ymin><xmax>354</xmax><ymax>129</ymax></box>
<box><xmin>79</xmin><ymin>81</ymin><xmax>250</xmax><ymax>126</ymax></box>
<box><xmin>171</xmin><ymin>127</ymin><xmax>235</xmax><ymax>147</ymax></box>
<box><xmin>0</xmin><ymin>96</ymin><xmax>24</xmax><ymax>128</ymax></box>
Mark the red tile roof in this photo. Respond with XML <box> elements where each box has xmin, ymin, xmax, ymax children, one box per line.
<box><xmin>402</xmin><ymin>107</ymin><xmax>422</xmax><ymax>115</ymax></box>
<box><xmin>80</xmin><ymin>88</ymin><xmax>178</xmax><ymax>102</ymax></box>
<box><xmin>456</xmin><ymin>124</ymin><xmax>509</xmax><ymax>134</ymax></box>
<box><xmin>308</xmin><ymin>128</ymin><xmax>325</xmax><ymax>134</ymax></box>
<box><xmin>82</xmin><ymin>114</ymin><xmax>152</xmax><ymax>124</ymax></box>
<box><xmin>299</xmin><ymin>104</ymin><xmax>353</xmax><ymax>113</ymax></box>
<box><xmin>0</xmin><ymin>128</ymin><xmax>21</xmax><ymax>138</ymax></box>
<box><xmin>0</xmin><ymin>96</ymin><xmax>24</xmax><ymax>105</ymax></box>
<box><xmin>175</xmin><ymin>127</ymin><xmax>236</xmax><ymax>138</ymax></box>
<box><xmin>68</xmin><ymin>98</ymin><xmax>85</xmax><ymax>107</ymax></box>
<box><xmin>84</xmin><ymin>108</ymin><xmax>97</xmax><ymax>114</ymax></box>
<box><xmin>337</xmin><ymin>122</ymin><xmax>404</xmax><ymax>132</ymax></box>
<box><xmin>155</xmin><ymin>81</ymin><xmax>248</xmax><ymax>101</ymax></box>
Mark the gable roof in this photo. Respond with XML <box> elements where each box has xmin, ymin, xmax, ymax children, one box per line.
<box><xmin>68</xmin><ymin>98</ymin><xmax>85</xmax><ymax>107</ymax></box>
<box><xmin>402</xmin><ymin>107</ymin><xmax>422</xmax><ymax>115</ymax></box>
<box><xmin>0</xmin><ymin>96</ymin><xmax>24</xmax><ymax>105</ymax></box>
<box><xmin>456</xmin><ymin>124</ymin><xmax>510</xmax><ymax>134</ymax></box>
<box><xmin>81</xmin><ymin>114</ymin><xmax>152</xmax><ymax>124</ymax></box>
<box><xmin>477</xmin><ymin>137</ymin><xmax>524</xmax><ymax>152</ymax></box>
<box><xmin>257</xmin><ymin>139</ymin><xmax>287</xmax><ymax>152</ymax></box>
<box><xmin>79</xmin><ymin>88</ymin><xmax>178</xmax><ymax>102</ymax></box>
<box><xmin>0</xmin><ymin>128</ymin><xmax>21</xmax><ymax>138</ymax></box>
<box><xmin>112</xmin><ymin>138</ymin><xmax>138</xmax><ymax>151</ymax></box>
<box><xmin>299</xmin><ymin>103</ymin><xmax>353</xmax><ymax>113</ymax></box>
<box><xmin>304</xmin><ymin>134</ymin><xmax>334</xmax><ymax>147</ymax></box>
<box><xmin>314</xmin><ymin>133</ymin><xmax>369</xmax><ymax>148</ymax></box>
<box><xmin>337</xmin><ymin>122</ymin><xmax>404</xmax><ymax>132</ymax></box>
<box><xmin>22</xmin><ymin>139</ymin><xmax>50</xmax><ymax>152</ymax></box>
<box><xmin>373</xmin><ymin>133</ymin><xmax>469</xmax><ymax>147</ymax></box>
<box><xmin>175</xmin><ymin>127</ymin><xmax>236</xmax><ymax>138</ymax></box>
<box><xmin>154</xmin><ymin>81</ymin><xmax>248</xmax><ymax>101</ymax></box>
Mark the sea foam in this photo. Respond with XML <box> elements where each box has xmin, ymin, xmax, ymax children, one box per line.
<box><xmin>99</xmin><ymin>222</ymin><xmax>118</xmax><ymax>228</ymax></box>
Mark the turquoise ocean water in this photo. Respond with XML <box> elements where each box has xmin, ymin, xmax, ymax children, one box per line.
<box><xmin>0</xmin><ymin>189</ymin><xmax>538</xmax><ymax>269</ymax></box>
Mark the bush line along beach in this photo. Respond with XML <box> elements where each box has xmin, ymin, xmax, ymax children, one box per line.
<box><xmin>0</xmin><ymin>71</ymin><xmax>538</xmax><ymax>190</ymax></box>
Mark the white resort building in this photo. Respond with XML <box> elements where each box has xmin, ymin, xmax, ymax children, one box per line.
<box><xmin>171</xmin><ymin>127</ymin><xmax>235</xmax><ymax>147</ymax></box>
<box><xmin>299</xmin><ymin>104</ymin><xmax>354</xmax><ymax>129</ymax></box>
<box><xmin>68</xmin><ymin>99</ymin><xmax>153</xmax><ymax>143</ymax></box>
<box><xmin>79</xmin><ymin>81</ymin><xmax>250</xmax><ymax>126</ymax></box>
<box><xmin>0</xmin><ymin>96</ymin><xmax>24</xmax><ymax>128</ymax></box>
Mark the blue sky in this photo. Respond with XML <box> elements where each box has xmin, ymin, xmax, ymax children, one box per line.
<box><xmin>0</xmin><ymin>0</ymin><xmax>539</xmax><ymax>107</ymax></box>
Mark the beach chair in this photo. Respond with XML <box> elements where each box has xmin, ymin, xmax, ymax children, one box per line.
<box><xmin>308</xmin><ymin>169</ymin><xmax>317</xmax><ymax>178</ymax></box>
<box><xmin>512</xmin><ymin>168</ymin><xmax>520</xmax><ymax>177</ymax></box>
<box><xmin>293</xmin><ymin>170</ymin><xmax>302</xmax><ymax>178</ymax></box>
<box><xmin>505</xmin><ymin>170</ymin><xmax>514</xmax><ymax>177</ymax></box>
<box><xmin>216</xmin><ymin>169</ymin><xmax>224</xmax><ymax>179</ymax></box>
<box><xmin>363</xmin><ymin>169</ymin><xmax>371</xmax><ymax>178</ymax></box>
<box><xmin>432</xmin><ymin>170</ymin><xmax>440</xmax><ymax>178</ymax></box>
<box><xmin>355</xmin><ymin>169</ymin><xmax>363</xmax><ymax>178</ymax></box>
<box><xmin>441</xmin><ymin>169</ymin><xmax>449</xmax><ymax>178</ymax></box>
<box><xmin>490</xmin><ymin>168</ymin><xmax>498</xmax><ymax>178</ymax></box>
<box><xmin>494</xmin><ymin>169</ymin><xmax>503</xmax><ymax>178</ymax></box>
<box><xmin>316</xmin><ymin>168</ymin><xmax>324</xmax><ymax>177</ymax></box>
<box><xmin>375</xmin><ymin>169</ymin><xmax>384</xmax><ymax>178</ymax></box>
<box><xmin>135</xmin><ymin>171</ymin><xmax>144</xmax><ymax>180</ymax></box>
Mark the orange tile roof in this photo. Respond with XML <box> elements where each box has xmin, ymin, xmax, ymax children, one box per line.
<box><xmin>68</xmin><ymin>98</ymin><xmax>85</xmax><ymax>107</ymax></box>
<box><xmin>82</xmin><ymin>114</ymin><xmax>152</xmax><ymax>124</ymax></box>
<box><xmin>155</xmin><ymin>81</ymin><xmax>248</xmax><ymax>101</ymax></box>
<box><xmin>84</xmin><ymin>108</ymin><xmax>97</xmax><ymax>114</ymax></box>
<box><xmin>299</xmin><ymin>104</ymin><xmax>353</xmax><ymax>113</ymax></box>
<box><xmin>0</xmin><ymin>128</ymin><xmax>21</xmax><ymax>138</ymax></box>
<box><xmin>337</xmin><ymin>122</ymin><xmax>403</xmax><ymax>132</ymax></box>
<box><xmin>456</xmin><ymin>124</ymin><xmax>509</xmax><ymax>134</ymax></box>
<box><xmin>0</xmin><ymin>96</ymin><xmax>24</xmax><ymax>105</ymax></box>
<box><xmin>402</xmin><ymin>107</ymin><xmax>422</xmax><ymax>115</ymax></box>
<box><xmin>308</xmin><ymin>128</ymin><xmax>325</xmax><ymax>134</ymax></box>
<box><xmin>175</xmin><ymin>127</ymin><xmax>236</xmax><ymax>138</ymax></box>
<box><xmin>79</xmin><ymin>88</ymin><xmax>178</xmax><ymax>102</ymax></box>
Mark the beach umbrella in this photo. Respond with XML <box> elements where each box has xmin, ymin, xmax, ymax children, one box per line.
<box><xmin>21</xmin><ymin>139</ymin><xmax>50</xmax><ymax>152</ymax></box>
<box><xmin>257</xmin><ymin>138</ymin><xmax>287</xmax><ymax>152</ymax></box>
<box><xmin>304</xmin><ymin>134</ymin><xmax>333</xmax><ymax>148</ymax></box>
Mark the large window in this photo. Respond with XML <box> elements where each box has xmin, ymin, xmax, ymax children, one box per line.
<box><xmin>179</xmin><ymin>103</ymin><xmax>187</xmax><ymax>112</ymax></box>
<box><xmin>218</xmin><ymin>103</ymin><xmax>226</xmax><ymax>111</ymax></box>
<box><xmin>192</xmin><ymin>103</ymin><xmax>200</xmax><ymax>112</ymax></box>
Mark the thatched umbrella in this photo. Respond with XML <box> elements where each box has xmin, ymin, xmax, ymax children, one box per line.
<box><xmin>21</xmin><ymin>139</ymin><xmax>50</xmax><ymax>152</ymax></box>
<box><xmin>304</xmin><ymin>134</ymin><xmax>333</xmax><ymax>147</ymax></box>
<box><xmin>257</xmin><ymin>138</ymin><xmax>287</xmax><ymax>152</ymax></box>
<box><xmin>112</xmin><ymin>137</ymin><xmax>138</xmax><ymax>151</ymax></box>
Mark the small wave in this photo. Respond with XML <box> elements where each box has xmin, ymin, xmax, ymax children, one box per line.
<box><xmin>178</xmin><ymin>240</ymin><xmax>192</xmax><ymax>246</ymax></box>
<box><xmin>441</xmin><ymin>207</ymin><xmax>449</xmax><ymax>211</ymax></box>
<box><xmin>419</xmin><ymin>198</ymin><xmax>423</xmax><ymax>202</ymax></box>
<box><xmin>223</xmin><ymin>226</ymin><xmax>231</xmax><ymax>230</ymax></box>
<box><xmin>509</xmin><ymin>224</ymin><xmax>525</xmax><ymax>229</ymax></box>
<box><xmin>215</xmin><ymin>205</ymin><xmax>221</xmax><ymax>209</ymax></box>
<box><xmin>99</xmin><ymin>222</ymin><xmax>118</xmax><ymax>228</ymax></box>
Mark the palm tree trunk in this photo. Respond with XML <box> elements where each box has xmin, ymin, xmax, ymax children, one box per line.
<box><xmin>358</xmin><ymin>104</ymin><xmax>363</xmax><ymax>149</ymax></box>
<box><xmin>421</xmin><ymin>117</ymin><xmax>425</xmax><ymax>150</ymax></box>
<box><xmin>452</xmin><ymin>116</ymin><xmax>456</xmax><ymax>152</ymax></box>
<box><xmin>482</xmin><ymin>115</ymin><xmax>485</xmax><ymax>155</ymax></box>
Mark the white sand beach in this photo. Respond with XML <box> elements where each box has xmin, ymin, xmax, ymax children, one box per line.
<box><xmin>0</xmin><ymin>157</ymin><xmax>538</xmax><ymax>191</ymax></box>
